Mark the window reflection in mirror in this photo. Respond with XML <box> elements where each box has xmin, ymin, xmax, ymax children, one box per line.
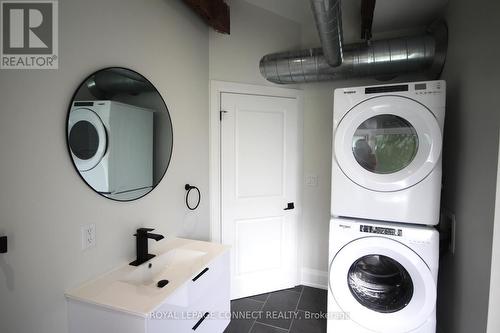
<box><xmin>67</xmin><ymin>67</ymin><xmax>173</xmax><ymax>201</ymax></box>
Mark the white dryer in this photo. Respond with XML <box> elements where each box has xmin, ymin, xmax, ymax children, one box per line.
<box><xmin>332</xmin><ymin>80</ymin><xmax>446</xmax><ymax>225</ymax></box>
<box><xmin>68</xmin><ymin>100</ymin><xmax>154</xmax><ymax>200</ymax></box>
<box><xmin>328</xmin><ymin>218</ymin><xmax>439</xmax><ymax>333</ymax></box>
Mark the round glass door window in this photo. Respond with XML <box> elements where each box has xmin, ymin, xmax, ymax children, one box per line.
<box><xmin>69</xmin><ymin>121</ymin><xmax>101</xmax><ymax>160</ymax></box>
<box><xmin>347</xmin><ymin>254</ymin><xmax>414</xmax><ymax>313</ymax></box>
<box><xmin>352</xmin><ymin>115</ymin><xmax>418</xmax><ymax>174</ymax></box>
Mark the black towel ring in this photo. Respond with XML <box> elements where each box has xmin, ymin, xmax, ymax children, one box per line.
<box><xmin>185</xmin><ymin>184</ymin><xmax>201</xmax><ymax>210</ymax></box>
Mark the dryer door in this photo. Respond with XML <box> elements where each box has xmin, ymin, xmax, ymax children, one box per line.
<box><xmin>334</xmin><ymin>96</ymin><xmax>442</xmax><ymax>192</ymax></box>
<box><xmin>68</xmin><ymin>108</ymin><xmax>107</xmax><ymax>172</ymax></box>
<box><xmin>329</xmin><ymin>236</ymin><xmax>436</xmax><ymax>333</ymax></box>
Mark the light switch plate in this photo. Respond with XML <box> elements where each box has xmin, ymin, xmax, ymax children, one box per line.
<box><xmin>305</xmin><ymin>175</ymin><xmax>318</xmax><ymax>187</ymax></box>
<box><xmin>81</xmin><ymin>224</ymin><xmax>96</xmax><ymax>250</ymax></box>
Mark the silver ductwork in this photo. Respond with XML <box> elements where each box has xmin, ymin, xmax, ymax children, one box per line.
<box><xmin>310</xmin><ymin>0</ymin><xmax>343</xmax><ymax>66</ymax></box>
<box><xmin>260</xmin><ymin>0</ymin><xmax>448</xmax><ymax>84</ymax></box>
<box><xmin>259</xmin><ymin>21</ymin><xmax>447</xmax><ymax>84</ymax></box>
<box><xmin>87</xmin><ymin>68</ymin><xmax>155</xmax><ymax>99</ymax></box>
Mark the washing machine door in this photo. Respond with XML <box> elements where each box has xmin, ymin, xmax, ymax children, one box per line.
<box><xmin>68</xmin><ymin>108</ymin><xmax>107</xmax><ymax>172</ymax></box>
<box><xmin>334</xmin><ymin>96</ymin><xmax>442</xmax><ymax>192</ymax></box>
<box><xmin>329</xmin><ymin>236</ymin><xmax>436</xmax><ymax>333</ymax></box>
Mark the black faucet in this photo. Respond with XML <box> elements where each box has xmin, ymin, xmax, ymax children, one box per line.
<box><xmin>129</xmin><ymin>228</ymin><xmax>164</xmax><ymax>266</ymax></box>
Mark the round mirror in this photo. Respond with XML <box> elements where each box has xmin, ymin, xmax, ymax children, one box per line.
<box><xmin>67</xmin><ymin>67</ymin><xmax>173</xmax><ymax>201</ymax></box>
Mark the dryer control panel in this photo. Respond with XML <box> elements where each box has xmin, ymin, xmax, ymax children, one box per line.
<box><xmin>361</xmin><ymin>82</ymin><xmax>444</xmax><ymax>96</ymax></box>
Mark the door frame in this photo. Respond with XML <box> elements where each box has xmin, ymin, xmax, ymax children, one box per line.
<box><xmin>209</xmin><ymin>80</ymin><xmax>304</xmax><ymax>282</ymax></box>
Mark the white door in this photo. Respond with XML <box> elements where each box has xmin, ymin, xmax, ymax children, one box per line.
<box><xmin>329</xmin><ymin>237</ymin><xmax>436</xmax><ymax>333</ymax></box>
<box><xmin>221</xmin><ymin>92</ymin><xmax>299</xmax><ymax>299</ymax></box>
<box><xmin>334</xmin><ymin>96</ymin><xmax>442</xmax><ymax>192</ymax></box>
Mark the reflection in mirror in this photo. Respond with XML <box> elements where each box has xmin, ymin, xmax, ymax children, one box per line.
<box><xmin>352</xmin><ymin>115</ymin><xmax>418</xmax><ymax>174</ymax></box>
<box><xmin>67</xmin><ymin>67</ymin><xmax>173</xmax><ymax>201</ymax></box>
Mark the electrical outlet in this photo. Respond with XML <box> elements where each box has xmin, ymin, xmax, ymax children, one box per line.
<box><xmin>305</xmin><ymin>175</ymin><xmax>319</xmax><ymax>187</ymax></box>
<box><xmin>81</xmin><ymin>224</ymin><xmax>96</xmax><ymax>250</ymax></box>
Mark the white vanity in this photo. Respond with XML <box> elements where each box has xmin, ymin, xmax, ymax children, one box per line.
<box><xmin>65</xmin><ymin>238</ymin><xmax>230</xmax><ymax>333</ymax></box>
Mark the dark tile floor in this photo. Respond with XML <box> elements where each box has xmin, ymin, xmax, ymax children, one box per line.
<box><xmin>224</xmin><ymin>285</ymin><xmax>327</xmax><ymax>333</ymax></box>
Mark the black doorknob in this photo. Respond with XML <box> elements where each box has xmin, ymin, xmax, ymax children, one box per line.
<box><xmin>284</xmin><ymin>202</ymin><xmax>295</xmax><ymax>210</ymax></box>
<box><xmin>0</xmin><ymin>236</ymin><xmax>7</xmax><ymax>253</ymax></box>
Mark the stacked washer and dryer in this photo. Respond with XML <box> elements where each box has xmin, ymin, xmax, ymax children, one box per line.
<box><xmin>68</xmin><ymin>101</ymin><xmax>154</xmax><ymax>201</ymax></box>
<box><xmin>328</xmin><ymin>81</ymin><xmax>446</xmax><ymax>333</ymax></box>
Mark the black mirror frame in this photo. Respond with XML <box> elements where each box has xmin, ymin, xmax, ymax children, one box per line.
<box><xmin>65</xmin><ymin>66</ymin><xmax>174</xmax><ymax>202</ymax></box>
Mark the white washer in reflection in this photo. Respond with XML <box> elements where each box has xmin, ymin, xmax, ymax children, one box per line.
<box><xmin>68</xmin><ymin>100</ymin><xmax>154</xmax><ymax>200</ymax></box>
<box><xmin>328</xmin><ymin>218</ymin><xmax>439</xmax><ymax>333</ymax></box>
<box><xmin>332</xmin><ymin>81</ymin><xmax>446</xmax><ymax>225</ymax></box>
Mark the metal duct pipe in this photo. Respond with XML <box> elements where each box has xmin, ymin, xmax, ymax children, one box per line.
<box><xmin>259</xmin><ymin>21</ymin><xmax>447</xmax><ymax>84</ymax></box>
<box><xmin>87</xmin><ymin>69</ymin><xmax>155</xmax><ymax>99</ymax></box>
<box><xmin>310</xmin><ymin>0</ymin><xmax>343</xmax><ymax>66</ymax></box>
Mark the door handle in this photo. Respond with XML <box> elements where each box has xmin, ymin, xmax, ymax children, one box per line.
<box><xmin>0</xmin><ymin>236</ymin><xmax>7</xmax><ymax>253</ymax></box>
<box><xmin>284</xmin><ymin>202</ymin><xmax>295</xmax><ymax>210</ymax></box>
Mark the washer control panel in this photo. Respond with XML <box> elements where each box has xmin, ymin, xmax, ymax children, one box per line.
<box><xmin>414</xmin><ymin>81</ymin><xmax>443</xmax><ymax>95</ymax></box>
<box><xmin>360</xmin><ymin>225</ymin><xmax>403</xmax><ymax>237</ymax></box>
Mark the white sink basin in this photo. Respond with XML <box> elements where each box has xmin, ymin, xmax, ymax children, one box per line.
<box><xmin>66</xmin><ymin>238</ymin><xmax>229</xmax><ymax>316</ymax></box>
<box><xmin>121</xmin><ymin>248</ymin><xmax>207</xmax><ymax>286</ymax></box>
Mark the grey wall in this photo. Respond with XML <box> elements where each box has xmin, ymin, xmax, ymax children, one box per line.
<box><xmin>438</xmin><ymin>0</ymin><xmax>500</xmax><ymax>332</ymax></box>
<box><xmin>0</xmin><ymin>1</ymin><xmax>209</xmax><ymax>333</ymax></box>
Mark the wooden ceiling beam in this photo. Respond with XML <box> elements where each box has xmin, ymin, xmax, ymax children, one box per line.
<box><xmin>182</xmin><ymin>0</ymin><xmax>230</xmax><ymax>34</ymax></box>
<box><xmin>361</xmin><ymin>0</ymin><xmax>376</xmax><ymax>40</ymax></box>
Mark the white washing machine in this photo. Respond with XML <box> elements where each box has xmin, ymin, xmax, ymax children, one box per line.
<box><xmin>332</xmin><ymin>80</ymin><xmax>446</xmax><ymax>225</ymax></box>
<box><xmin>328</xmin><ymin>218</ymin><xmax>439</xmax><ymax>333</ymax></box>
<box><xmin>68</xmin><ymin>100</ymin><xmax>154</xmax><ymax>199</ymax></box>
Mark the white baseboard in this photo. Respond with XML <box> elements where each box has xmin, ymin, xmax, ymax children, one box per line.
<box><xmin>301</xmin><ymin>267</ymin><xmax>328</xmax><ymax>290</ymax></box>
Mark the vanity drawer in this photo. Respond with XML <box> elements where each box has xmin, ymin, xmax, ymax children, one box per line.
<box><xmin>163</xmin><ymin>251</ymin><xmax>229</xmax><ymax>308</ymax></box>
<box><xmin>187</xmin><ymin>251</ymin><xmax>229</xmax><ymax>304</ymax></box>
<box><xmin>147</xmin><ymin>278</ymin><xmax>230</xmax><ymax>333</ymax></box>
<box><xmin>189</xmin><ymin>311</ymin><xmax>230</xmax><ymax>333</ymax></box>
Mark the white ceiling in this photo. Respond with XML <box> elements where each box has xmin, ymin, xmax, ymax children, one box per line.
<box><xmin>243</xmin><ymin>0</ymin><xmax>448</xmax><ymax>33</ymax></box>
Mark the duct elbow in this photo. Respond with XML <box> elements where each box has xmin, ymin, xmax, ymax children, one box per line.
<box><xmin>310</xmin><ymin>0</ymin><xmax>344</xmax><ymax>67</ymax></box>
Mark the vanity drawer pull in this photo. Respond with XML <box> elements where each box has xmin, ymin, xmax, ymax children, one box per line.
<box><xmin>192</xmin><ymin>268</ymin><xmax>209</xmax><ymax>282</ymax></box>
<box><xmin>192</xmin><ymin>312</ymin><xmax>209</xmax><ymax>330</ymax></box>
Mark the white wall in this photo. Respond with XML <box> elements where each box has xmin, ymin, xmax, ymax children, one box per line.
<box><xmin>487</xmin><ymin>134</ymin><xmax>500</xmax><ymax>333</ymax></box>
<box><xmin>437</xmin><ymin>0</ymin><xmax>500</xmax><ymax>332</ymax></box>
<box><xmin>0</xmin><ymin>1</ymin><xmax>209</xmax><ymax>333</ymax></box>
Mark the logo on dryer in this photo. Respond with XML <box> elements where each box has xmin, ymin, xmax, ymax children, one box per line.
<box><xmin>343</xmin><ymin>90</ymin><xmax>356</xmax><ymax>94</ymax></box>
